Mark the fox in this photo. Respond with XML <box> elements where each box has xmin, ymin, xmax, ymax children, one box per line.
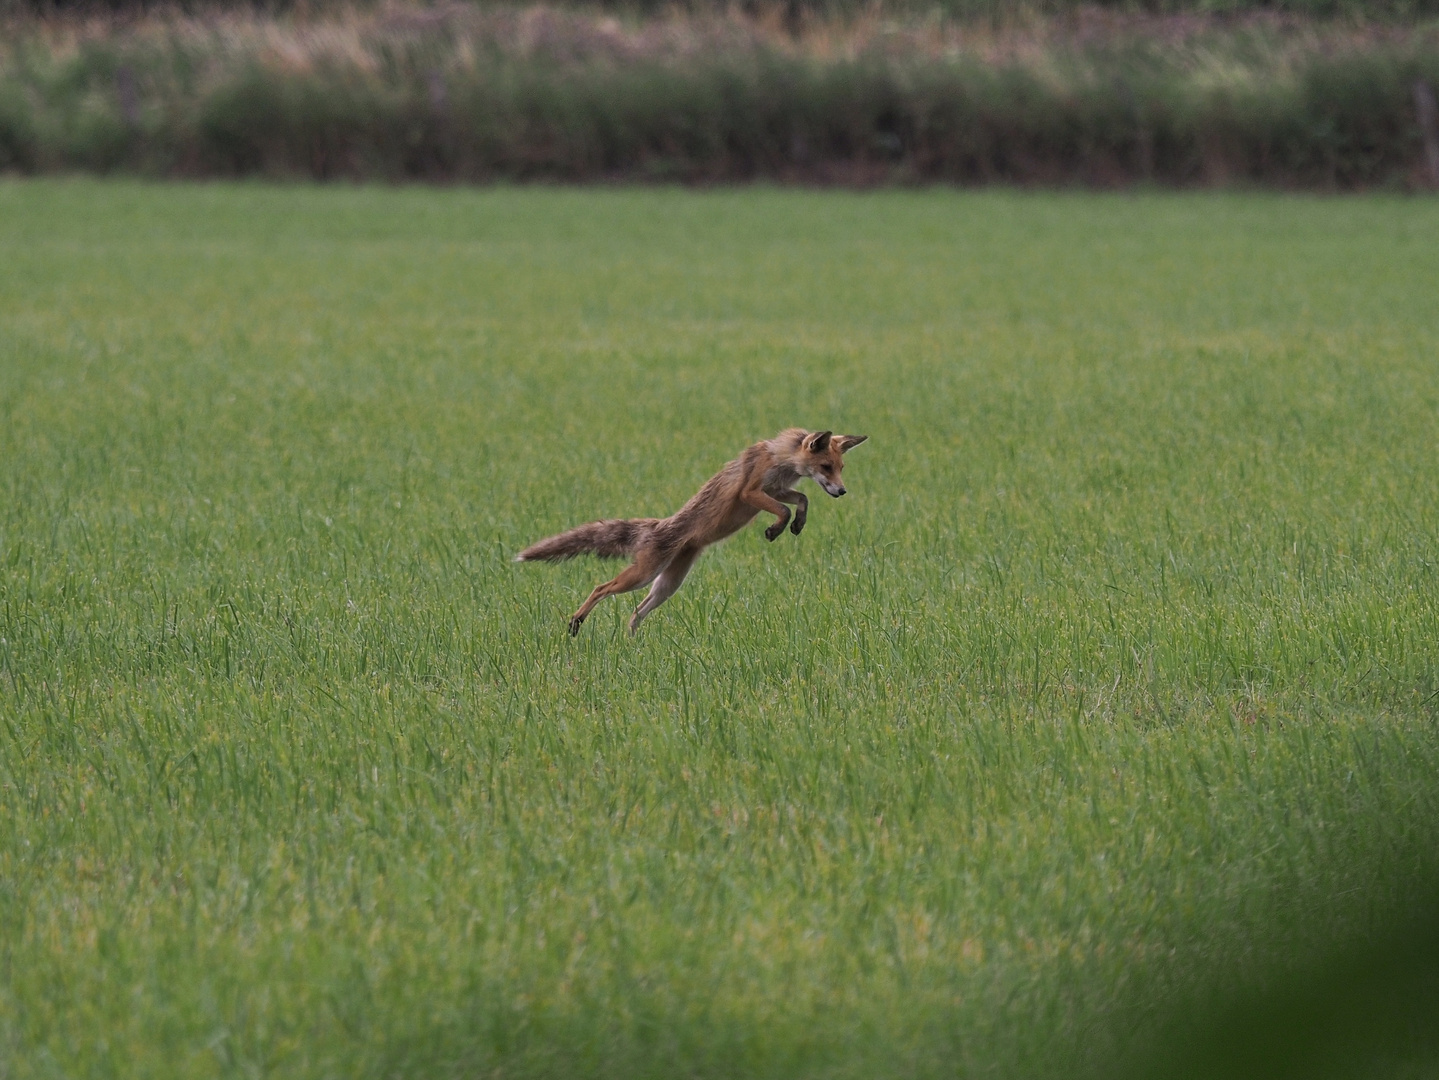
<box><xmin>515</xmin><ymin>428</ymin><xmax>868</xmax><ymax>636</ymax></box>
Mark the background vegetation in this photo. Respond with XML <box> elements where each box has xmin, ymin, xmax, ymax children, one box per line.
<box><xmin>2</xmin><ymin>181</ymin><xmax>1439</xmax><ymax>1077</ymax></box>
<box><xmin>10</xmin><ymin>0</ymin><xmax>1439</xmax><ymax>22</ymax></box>
<box><xmin>3</xmin><ymin>5</ymin><xmax>1439</xmax><ymax>186</ymax></box>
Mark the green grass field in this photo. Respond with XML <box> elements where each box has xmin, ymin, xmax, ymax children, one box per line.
<box><xmin>3</xmin><ymin>181</ymin><xmax>1439</xmax><ymax>1079</ymax></box>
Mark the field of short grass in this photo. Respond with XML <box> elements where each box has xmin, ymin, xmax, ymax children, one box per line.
<box><xmin>2</xmin><ymin>181</ymin><xmax>1439</xmax><ymax>1079</ymax></box>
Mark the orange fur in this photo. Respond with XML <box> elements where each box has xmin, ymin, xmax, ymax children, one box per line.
<box><xmin>516</xmin><ymin>428</ymin><xmax>868</xmax><ymax>635</ymax></box>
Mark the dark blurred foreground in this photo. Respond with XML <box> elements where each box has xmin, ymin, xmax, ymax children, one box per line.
<box><xmin>3</xmin><ymin>4</ymin><xmax>1439</xmax><ymax>186</ymax></box>
<box><xmin>1124</xmin><ymin>893</ymin><xmax>1439</xmax><ymax>1080</ymax></box>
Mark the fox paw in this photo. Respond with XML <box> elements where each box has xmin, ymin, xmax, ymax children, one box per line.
<box><xmin>790</xmin><ymin>516</ymin><xmax>806</xmax><ymax>536</ymax></box>
<box><xmin>568</xmin><ymin>615</ymin><xmax>585</xmax><ymax>636</ymax></box>
<box><xmin>764</xmin><ymin>522</ymin><xmax>786</xmax><ymax>542</ymax></box>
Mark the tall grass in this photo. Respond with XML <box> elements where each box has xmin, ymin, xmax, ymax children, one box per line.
<box><xmin>3</xmin><ymin>6</ymin><xmax>1439</xmax><ymax>185</ymax></box>
<box><xmin>2</xmin><ymin>181</ymin><xmax>1439</xmax><ymax>1077</ymax></box>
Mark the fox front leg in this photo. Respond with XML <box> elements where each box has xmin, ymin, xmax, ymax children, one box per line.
<box><xmin>774</xmin><ymin>489</ymin><xmax>808</xmax><ymax>535</ymax></box>
<box><xmin>742</xmin><ymin>487</ymin><xmax>791</xmax><ymax>542</ymax></box>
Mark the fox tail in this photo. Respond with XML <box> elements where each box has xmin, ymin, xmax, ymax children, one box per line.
<box><xmin>514</xmin><ymin>518</ymin><xmax>658</xmax><ymax>563</ymax></box>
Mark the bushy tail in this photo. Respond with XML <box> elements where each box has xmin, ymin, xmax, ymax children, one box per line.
<box><xmin>514</xmin><ymin>518</ymin><xmax>657</xmax><ymax>563</ymax></box>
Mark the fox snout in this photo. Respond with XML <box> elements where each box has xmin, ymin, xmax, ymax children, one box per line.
<box><xmin>821</xmin><ymin>482</ymin><xmax>846</xmax><ymax>497</ymax></box>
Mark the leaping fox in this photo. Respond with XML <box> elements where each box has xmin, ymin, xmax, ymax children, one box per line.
<box><xmin>516</xmin><ymin>429</ymin><xmax>868</xmax><ymax>635</ymax></box>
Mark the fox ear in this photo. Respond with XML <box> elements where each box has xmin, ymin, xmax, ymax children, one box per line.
<box><xmin>803</xmin><ymin>430</ymin><xmax>833</xmax><ymax>453</ymax></box>
<box><xmin>834</xmin><ymin>434</ymin><xmax>868</xmax><ymax>453</ymax></box>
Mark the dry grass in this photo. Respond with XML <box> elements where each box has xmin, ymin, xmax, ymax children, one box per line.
<box><xmin>8</xmin><ymin>3</ymin><xmax>1436</xmax><ymax>71</ymax></box>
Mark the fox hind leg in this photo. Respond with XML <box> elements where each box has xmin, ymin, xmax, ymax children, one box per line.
<box><xmin>569</xmin><ymin>553</ymin><xmax>666</xmax><ymax>636</ymax></box>
<box><xmin>628</xmin><ymin>547</ymin><xmax>699</xmax><ymax>634</ymax></box>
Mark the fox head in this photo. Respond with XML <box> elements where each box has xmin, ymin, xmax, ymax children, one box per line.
<box><xmin>799</xmin><ymin>430</ymin><xmax>868</xmax><ymax>497</ymax></box>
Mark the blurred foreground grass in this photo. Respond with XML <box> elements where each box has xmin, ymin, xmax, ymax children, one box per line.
<box><xmin>2</xmin><ymin>181</ymin><xmax>1439</xmax><ymax>1078</ymax></box>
